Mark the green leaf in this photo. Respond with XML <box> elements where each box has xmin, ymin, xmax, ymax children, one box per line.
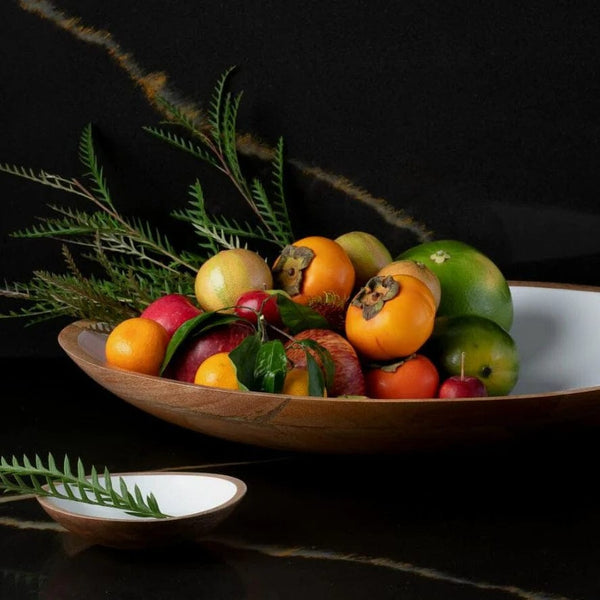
<box><xmin>254</xmin><ymin>339</ymin><xmax>288</xmax><ymax>393</ymax></box>
<box><xmin>306</xmin><ymin>353</ymin><xmax>327</xmax><ymax>397</ymax></box>
<box><xmin>160</xmin><ymin>310</ymin><xmax>248</xmax><ymax>375</ymax></box>
<box><xmin>228</xmin><ymin>333</ymin><xmax>262</xmax><ymax>390</ymax></box>
<box><xmin>297</xmin><ymin>339</ymin><xmax>336</xmax><ymax>392</ymax></box>
<box><xmin>276</xmin><ymin>294</ymin><xmax>329</xmax><ymax>334</ymax></box>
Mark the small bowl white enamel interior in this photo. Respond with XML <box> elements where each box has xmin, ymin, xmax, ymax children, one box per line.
<box><xmin>36</xmin><ymin>472</ymin><xmax>247</xmax><ymax>549</ymax></box>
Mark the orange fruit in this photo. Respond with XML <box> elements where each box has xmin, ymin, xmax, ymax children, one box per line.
<box><xmin>397</xmin><ymin>239</ymin><xmax>513</xmax><ymax>331</ymax></box>
<box><xmin>105</xmin><ymin>317</ymin><xmax>169</xmax><ymax>376</ymax></box>
<box><xmin>282</xmin><ymin>367</ymin><xmax>311</xmax><ymax>396</ymax></box>
<box><xmin>272</xmin><ymin>235</ymin><xmax>355</xmax><ymax>304</ymax></box>
<box><xmin>345</xmin><ymin>274</ymin><xmax>436</xmax><ymax>361</ymax></box>
<box><xmin>364</xmin><ymin>354</ymin><xmax>440</xmax><ymax>399</ymax></box>
<box><xmin>281</xmin><ymin>367</ymin><xmax>328</xmax><ymax>397</ymax></box>
<box><xmin>195</xmin><ymin>248</ymin><xmax>273</xmax><ymax>312</ymax></box>
<box><xmin>377</xmin><ymin>259</ymin><xmax>441</xmax><ymax>309</ymax></box>
<box><xmin>193</xmin><ymin>351</ymin><xmax>240</xmax><ymax>390</ymax></box>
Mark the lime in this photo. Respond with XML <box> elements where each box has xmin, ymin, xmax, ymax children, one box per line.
<box><xmin>425</xmin><ymin>314</ymin><xmax>519</xmax><ymax>396</ymax></box>
<box><xmin>397</xmin><ymin>239</ymin><xmax>513</xmax><ymax>331</ymax></box>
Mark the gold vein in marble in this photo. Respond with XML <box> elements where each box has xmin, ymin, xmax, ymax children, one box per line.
<box><xmin>157</xmin><ymin>456</ymin><xmax>293</xmax><ymax>472</ymax></box>
<box><xmin>0</xmin><ymin>508</ymin><xmax>576</xmax><ymax>600</ymax></box>
<box><xmin>18</xmin><ymin>0</ymin><xmax>431</xmax><ymax>242</ymax></box>
<box><xmin>208</xmin><ymin>537</ymin><xmax>575</xmax><ymax>600</ymax></box>
<box><xmin>0</xmin><ymin>493</ymin><xmax>36</xmax><ymax>504</ymax></box>
<box><xmin>0</xmin><ymin>516</ymin><xmax>64</xmax><ymax>532</ymax></box>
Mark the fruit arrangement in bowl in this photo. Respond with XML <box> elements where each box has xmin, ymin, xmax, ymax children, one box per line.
<box><xmin>99</xmin><ymin>235</ymin><xmax>520</xmax><ymax>402</ymax></box>
<box><xmin>4</xmin><ymin>68</ymin><xmax>600</xmax><ymax>453</ymax></box>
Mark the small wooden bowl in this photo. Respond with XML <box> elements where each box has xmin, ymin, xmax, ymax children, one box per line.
<box><xmin>58</xmin><ymin>282</ymin><xmax>600</xmax><ymax>454</ymax></box>
<box><xmin>36</xmin><ymin>472</ymin><xmax>247</xmax><ymax>549</ymax></box>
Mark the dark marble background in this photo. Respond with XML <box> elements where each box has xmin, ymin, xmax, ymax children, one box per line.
<box><xmin>1</xmin><ymin>1</ymin><xmax>599</xmax><ymax>356</ymax></box>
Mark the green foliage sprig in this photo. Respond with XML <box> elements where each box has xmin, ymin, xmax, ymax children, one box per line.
<box><xmin>145</xmin><ymin>66</ymin><xmax>294</xmax><ymax>253</ymax></box>
<box><xmin>0</xmin><ymin>67</ymin><xmax>294</xmax><ymax>327</ymax></box>
<box><xmin>0</xmin><ymin>454</ymin><xmax>169</xmax><ymax>519</ymax></box>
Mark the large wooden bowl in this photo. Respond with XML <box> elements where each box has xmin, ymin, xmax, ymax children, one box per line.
<box><xmin>58</xmin><ymin>282</ymin><xmax>600</xmax><ymax>454</ymax></box>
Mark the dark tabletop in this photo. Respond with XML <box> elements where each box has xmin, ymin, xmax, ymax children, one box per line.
<box><xmin>2</xmin><ymin>356</ymin><xmax>600</xmax><ymax>600</ymax></box>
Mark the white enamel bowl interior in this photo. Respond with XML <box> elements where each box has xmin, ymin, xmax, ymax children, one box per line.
<box><xmin>509</xmin><ymin>285</ymin><xmax>600</xmax><ymax>394</ymax></box>
<box><xmin>40</xmin><ymin>473</ymin><xmax>246</xmax><ymax>520</ymax></box>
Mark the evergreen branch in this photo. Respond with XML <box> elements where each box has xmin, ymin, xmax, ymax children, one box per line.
<box><xmin>208</xmin><ymin>65</ymin><xmax>237</xmax><ymax>153</ymax></box>
<box><xmin>250</xmin><ymin>178</ymin><xmax>292</xmax><ymax>247</ymax></box>
<box><xmin>174</xmin><ymin>181</ymin><xmax>219</xmax><ymax>255</ymax></box>
<box><xmin>171</xmin><ymin>181</ymin><xmax>274</xmax><ymax>250</ymax></box>
<box><xmin>10</xmin><ymin>205</ymin><xmax>121</xmax><ymax>239</ymax></box>
<box><xmin>0</xmin><ymin>68</ymin><xmax>302</xmax><ymax>326</ymax></box>
<box><xmin>271</xmin><ymin>137</ymin><xmax>294</xmax><ymax>242</ymax></box>
<box><xmin>0</xmin><ymin>453</ymin><xmax>170</xmax><ymax>519</ymax></box>
<box><xmin>148</xmin><ymin>69</ymin><xmax>294</xmax><ymax>248</ymax></box>
<box><xmin>0</xmin><ymin>164</ymin><xmax>91</xmax><ymax>200</ymax></box>
<box><xmin>0</xmin><ymin>241</ymin><xmax>191</xmax><ymax>325</ymax></box>
<box><xmin>78</xmin><ymin>123</ymin><xmax>114</xmax><ymax>208</ymax></box>
<box><xmin>142</xmin><ymin>126</ymin><xmax>219</xmax><ymax>168</ymax></box>
<box><xmin>1</xmin><ymin>158</ymin><xmax>199</xmax><ymax>276</ymax></box>
<box><xmin>221</xmin><ymin>91</ymin><xmax>248</xmax><ymax>189</ymax></box>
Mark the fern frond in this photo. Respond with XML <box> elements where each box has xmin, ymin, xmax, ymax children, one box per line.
<box><xmin>78</xmin><ymin>123</ymin><xmax>113</xmax><ymax>208</ymax></box>
<box><xmin>221</xmin><ymin>91</ymin><xmax>247</xmax><ymax>187</ymax></box>
<box><xmin>171</xmin><ymin>182</ymin><xmax>271</xmax><ymax>251</ymax></box>
<box><xmin>249</xmin><ymin>179</ymin><xmax>292</xmax><ymax>248</ymax></box>
<box><xmin>270</xmin><ymin>137</ymin><xmax>294</xmax><ymax>243</ymax></box>
<box><xmin>0</xmin><ymin>164</ymin><xmax>88</xmax><ymax>199</ymax></box>
<box><xmin>142</xmin><ymin>125</ymin><xmax>219</xmax><ymax>168</ymax></box>
<box><xmin>0</xmin><ymin>453</ymin><xmax>170</xmax><ymax>519</ymax></box>
<box><xmin>0</xmin><ymin>68</ymin><xmax>298</xmax><ymax>326</ymax></box>
<box><xmin>208</xmin><ymin>65</ymin><xmax>237</xmax><ymax>151</ymax></box>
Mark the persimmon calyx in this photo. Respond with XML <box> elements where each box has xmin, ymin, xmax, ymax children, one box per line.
<box><xmin>351</xmin><ymin>275</ymin><xmax>399</xmax><ymax>320</ymax></box>
<box><xmin>273</xmin><ymin>245</ymin><xmax>315</xmax><ymax>296</ymax></box>
<box><xmin>378</xmin><ymin>353</ymin><xmax>417</xmax><ymax>373</ymax></box>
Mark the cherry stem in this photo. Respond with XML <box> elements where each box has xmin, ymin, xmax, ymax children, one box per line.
<box><xmin>460</xmin><ymin>351</ymin><xmax>466</xmax><ymax>380</ymax></box>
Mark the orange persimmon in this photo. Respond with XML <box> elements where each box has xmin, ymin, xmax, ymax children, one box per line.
<box><xmin>272</xmin><ymin>236</ymin><xmax>355</xmax><ymax>305</ymax></box>
<box><xmin>345</xmin><ymin>274</ymin><xmax>436</xmax><ymax>361</ymax></box>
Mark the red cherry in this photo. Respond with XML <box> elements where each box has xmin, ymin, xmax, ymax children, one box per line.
<box><xmin>234</xmin><ymin>290</ymin><xmax>282</xmax><ymax>326</ymax></box>
<box><xmin>438</xmin><ymin>375</ymin><xmax>488</xmax><ymax>398</ymax></box>
<box><xmin>438</xmin><ymin>351</ymin><xmax>488</xmax><ymax>399</ymax></box>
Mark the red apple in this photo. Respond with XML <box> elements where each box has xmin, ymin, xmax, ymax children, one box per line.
<box><xmin>438</xmin><ymin>374</ymin><xmax>488</xmax><ymax>398</ymax></box>
<box><xmin>234</xmin><ymin>289</ymin><xmax>282</xmax><ymax>326</ymax></box>
<box><xmin>284</xmin><ymin>328</ymin><xmax>365</xmax><ymax>397</ymax></box>
<box><xmin>164</xmin><ymin>321</ymin><xmax>254</xmax><ymax>383</ymax></box>
<box><xmin>140</xmin><ymin>294</ymin><xmax>203</xmax><ymax>339</ymax></box>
